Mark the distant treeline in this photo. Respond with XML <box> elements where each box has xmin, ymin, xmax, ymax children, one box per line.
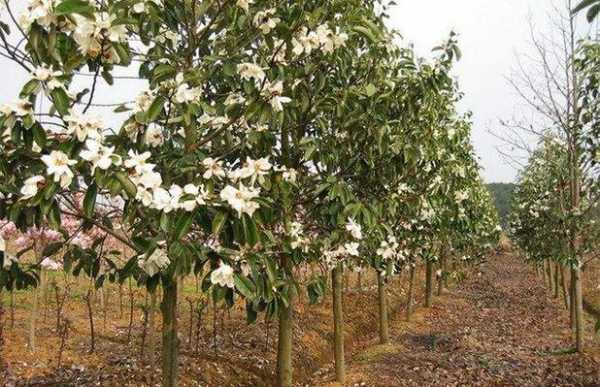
<box><xmin>486</xmin><ymin>183</ymin><xmax>516</xmax><ymax>227</ymax></box>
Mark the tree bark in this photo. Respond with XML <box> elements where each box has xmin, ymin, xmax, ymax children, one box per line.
<box><xmin>276</xmin><ymin>256</ymin><xmax>294</xmax><ymax>387</ymax></box>
<box><xmin>560</xmin><ymin>265</ymin><xmax>570</xmax><ymax>311</ymax></box>
<box><xmin>377</xmin><ymin>272</ymin><xmax>389</xmax><ymax>344</ymax></box>
<box><xmin>546</xmin><ymin>260</ymin><xmax>555</xmax><ymax>293</ymax></box>
<box><xmin>28</xmin><ymin>272</ymin><xmax>40</xmax><ymax>352</ymax></box>
<box><xmin>406</xmin><ymin>265</ymin><xmax>416</xmax><ymax>321</ymax></box>
<box><xmin>425</xmin><ymin>261</ymin><xmax>433</xmax><ymax>308</ymax></box>
<box><xmin>571</xmin><ymin>265</ymin><xmax>584</xmax><ymax>352</ymax></box>
<box><xmin>553</xmin><ymin>262</ymin><xmax>560</xmax><ymax>299</ymax></box>
<box><xmin>332</xmin><ymin>265</ymin><xmax>345</xmax><ymax>384</ymax></box>
<box><xmin>161</xmin><ymin>280</ymin><xmax>178</xmax><ymax>387</ymax></box>
<box><xmin>148</xmin><ymin>289</ymin><xmax>157</xmax><ymax>361</ymax></box>
<box><xmin>438</xmin><ymin>254</ymin><xmax>448</xmax><ymax>296</ymax></box>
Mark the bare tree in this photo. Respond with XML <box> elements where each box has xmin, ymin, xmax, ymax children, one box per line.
<box><xmin>500</xmin><ymin>0</ymin><xmax>596</xmax><ymax>352</ymax></box>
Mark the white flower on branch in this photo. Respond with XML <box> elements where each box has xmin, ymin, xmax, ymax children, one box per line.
<box><xmin>41</xmin><ymin>150</ymin><xmax>77</xmax><ymax>188</ymax></box>
<box><xmin>237</xmin><ymin>63</ymin><xmax>265</xmax><ymax>83</ymax></box>
<box><xmin>138</xmin><ymin>247</ymin><xmax>170</xmax><ymax>277</ymax></box>
<box><xmin>210</xmin><ymin>262</ymin><xmax>235</xmax><ymax>288</ymax></box>
<box><xmin>220</xmin><ymin>184</ymin><xmax>260</xmax><ymax>217</ymax></box>
<box><xmin>80</xmin><ymin>139</ymin><xmax>122</xmax><ymax>173</ymax></box>
<box><xmin>345</xmin><ymin>218</ymin><xmax>363</xmax><ymax>240</ymax></box>
<box><xmin>64</xmin><ymin>112</ymin><xmax>104</xmax><ymax>142</ymax></box>
<box><xmin>20</xmin><ymin>175</ymin><xmax>46</xmax><ymax>200</ymax></box>
<box><xmin>202</xmin><ymin>158</ymin><xmax>226</xmax><ymax>180</ymax></box>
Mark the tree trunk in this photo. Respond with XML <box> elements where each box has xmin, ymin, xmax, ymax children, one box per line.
<box><xmin>546</xmin><ymin>260</ymin><xmax>554</xmax><ymax>293</ymax></box>
<box><xmin>437</xmin><ymin>255</ymin><xmax>446</xmax><ymax>296</ymax></box>
<box><xmin>570</xmin><ymin>268</ymin><xmax>576</xmax><ymax>330</ymax></box>
<box><xmin>356</xmin><ymin>271</ymin><xmax>362</xmax><ymax>291</ymax></box>
<box><xmin>276</xmin><ymin>257</ymin><xmax>294</xmax><ymax>387</ymax></box>
<box><xmin>553</xmin><ymin>262</ymin><xmax>560</xmax><ymax>299</ymax></box>
<box><xmin>161</xmin><ymin>280</ymin><xmax>178</xmax><ymax>387</ymax></box>
<box><xmin>332</xmin><ymin>265</ymin><xmax>345</xmax><ymax>384</ymax></box>
<box><xmin>406</xmin><ymin>265</ymin><xmax>416</xmax><ymax>321</ymax></box>
<box><xmin>148</xmin><ymin>289</ymin><xmax>157</xmax><ymax>360</ymax></box>
<box><xmin>425</xmin><ymin>261</ymin><xmax>433</xmax><ymax>308</ymax></box>
<box><xmin>377</xmin><ymin>272</ymin><xmax>389</xmax><ymax>344</ymax></box>
<box><xmin>28</xmin><ymin>273</ymin><xmax>40</xmax><ymax>352</ymax></box>
<box><xmin>571</xmin><ymin>265</ymin><xmax>584</xmax><ymax>352</ymax></box>
<box><xmin>560</xmin><ymin>265</ymin><xmax>570</xmax><ymax>311</ymax></box>
<box><xmin>84</xmin><ymin>289</ymin><xmax>95</xmax><ymax>353</ymax></box>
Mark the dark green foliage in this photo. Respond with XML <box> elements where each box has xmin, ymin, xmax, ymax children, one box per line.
<box><xmin>486</xmin><ymin>183</ymin><xmax>515</xmax><ymax>227</ymax></box>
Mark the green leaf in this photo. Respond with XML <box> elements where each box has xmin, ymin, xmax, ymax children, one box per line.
<box><xmin>32</xmin><ymin>124</ymin><xmax>47</xmax><ymax>148</ymax></box>
<box><xmin>115</xmin><ymin>172</ymin><xmax>137</xmax><ymax>198</ymax></box>
<box><xmin>242</xmin><ymin>214</ymin><xmax>259</xmax><ymax>247</ymax></box>
<box><xmin>83</xmin><ymin>183</ymin><xmax>97</xmax><ymax>218</ymax></box>
<box><xmin>234</xmin><ymin>274</ymin><xmax>255</xmax><ymax>300</ymax></box>
<box><xmin>145</xmin><ymin>95</ymin><xmax>166</xmax><ymax>123</ymax></box>
<box><xmin>573</xmin><ymin>0</ymin><xmax>599</xmax><ymax>15</ymax></box>
<box><xmin>211</xmin><ymin>211</ymin><xmax>227</xmax><ymax>235</ymax></box>
<box><xmin>173</xmin><ymin>212</ymin><xmax>194</xmax><ymax>240</ymax></box>
<box><xmin>55</xmin><ymin>0</ymin><xmax>95</xmax><ymax>16</ymax></box>
<box><xmin>50</xmin><ymin>88</ymin><xmax>71</xmax><ymax>116</ymax></box>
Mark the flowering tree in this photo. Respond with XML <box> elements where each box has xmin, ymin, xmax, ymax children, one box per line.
<box><xmin>0</xmin><ymin>0</ymin><xmax>503</xmax><ymax>385</ymax></box>
<box><xmin>0</xmin><ymin>0</ymin><xmax>393</xmax><ymax>385</ymax></box>
<box><xmin>510</xmin><ymin>134</ymin><xmax>600</xmax><ymax>333</ymax></box>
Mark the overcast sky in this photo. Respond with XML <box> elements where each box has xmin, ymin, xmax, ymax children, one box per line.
<box><xmin>388</xmin><ymin>0</ymin><xmax>564</xmax><ymax>183</ymax></box>
<box><xmin>1</xmin><ymin>1</ymin><xmax>586</xmax><ymax>183</ymax></box>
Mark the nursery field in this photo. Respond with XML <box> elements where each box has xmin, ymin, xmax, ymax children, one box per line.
<box><xmin>3</xmin><ymin>0</ymin><xmax>600</xmax><ymax>386</ymax></box>
<box><xmin>1</xmin><ymin>261</ymin><xmax>429</xmax><ymax>386</ymax></box>
<box><xmin>3</xmin><ymin>248</ymin><xmax>600</xmax><ymax>386</ymax></box>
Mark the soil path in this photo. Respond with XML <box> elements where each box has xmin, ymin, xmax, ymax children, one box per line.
<box><xmin>321</xmin><ymin>253</ymin><xmax>600</xmax><ymax>386</ymax></box>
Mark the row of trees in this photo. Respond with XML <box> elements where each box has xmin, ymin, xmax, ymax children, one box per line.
<box><xmin>0</xmin><ymin>0</ymin><xmax>499</xmax><ymax>386</ymax></box>
<box><xmin>509</xmin><ymin>0</ymin><xmax>600</xmax><ymax>353</ymax></box>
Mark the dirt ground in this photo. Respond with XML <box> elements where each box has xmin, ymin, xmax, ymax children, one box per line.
<box><xmin>2</xmin><ymin>252</ymin><xmax>600</xmax><ymax>386</ymax></box>
<box><xmin>316</xmin><ymin>252</ymin><xmax>600</xmax><ymax>386</ymax></box>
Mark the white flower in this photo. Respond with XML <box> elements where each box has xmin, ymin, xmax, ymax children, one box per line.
<box><xmin>210</xmin><ymin>262</ymin><xmax>235</xmax><ymax>288</ymax></box>
<box><xmin>0</xmin><ymin>237</ymin><xmax>5</xmax><ymax>252</ymax></box>
<box><xmin>79</xmin><ymin>139</ymin><xmax>122</xmax><ymax>173</ymax></box>
<box><xmin>220</xmin><ymin>184</ymin><xmax>260</xmax><ymax>217</ymax></box>
<box><xmin>202</xmin><ymin>158</ymin><xmax>226</xmax><ymax>179</ymax></box>
<box><xmin>64</xmin><ymin>112</ymin><xmax>104</xmax><ymax>142</ymax></box>
<box><xmin>237</xmin><ymin>63</ymin><xmax>265</xmax><ymax>83</ymax></box>
<box><xmin>262</xmin><ymin>81</ymin><xmax>291</xmax><ymax>112</ymax></box>
<box><xmin>133</xmin><ymin>89</ymin><xmax>156</xmax><ymax>114</ymax></box>
<box><xmin>19</xmin><ymin>0</ymin><xmax>57</xmax><ymax>30</ymax></box>
<box><xmin>0</xmin><ymin>99</ymin><xmax>33</xmax><ymax>117</ymax></box>
<box><xmin>124</xmin><ymin>150</ymin><xmax>154</xmax><ymax>174</ymax></box>
<box><xmin>41</xmin><ymin>150</ymin><xmax>77</xmax><ymax>188</ymax></box>
<box><xmin>174</xmin><ymin>82</ymin><xmax>201</xmax><ymax>104</ymax></box>
<box><xmin>345</xmin><ymin>218</ymin><xmax>362</xmax><ymax>240</ymax></box>
<box><xmin>145</xmin><ymin>123</ymin><xmax>164</xmax><ymax>147</ymax></box>
<box><xmin>455</xmin><ymin>190</ymin><xmax>469</xmax><ymax>203</ymax></box>
<box><xmin>2</xmin><ymin>253</ymin><xmax>17</xmax><ymax>268</ymax></box>
<box><xmin>152</xmin><ymin>187</ymin><xmax>174</xmax><ymax>212</ymax></box>
<box><xmin>72</xmin><ymin>13</ymin><xmax>128</xmax><ymax>59</ymax></box>
<box><xmin>344</xmin><ymin>242</ymin><xmax>360</xmax><ymax>256</ymax></box>
<box><xmin>133</xmin><ymin>2</ymin><xmax>146</xmax><ymax>13</ymax></box>
<box><xmin>32</xmin><ymin>65</ymin><xmax>62</xmax><ymax>82</ymax></box>
<box><xmin>282</xmin><ymin>168</ymin><xmax>297</xmax><ymax>183</ymax></box>
<box><xmin>253</xmin><ymin>9</ymin><xmax>280</xmax><ymax>34</ymax></box>
<box><xmin>20</xmin><ymin>175</ymin><xmax>45</xmax><ymax>200</ymax></box>
<box><xmin>138</xmin><ymin>248</ymin><xmax>170</xmax><ymax>276</ymax></box>
<box><xmin>243</xmin><ymin>157</ymin><xmax>272</xmax><ymax>183</ymax></box>
<box><xmin>236</xmin><ymin>0</ymin><xmax>253</xmax><ymax>12</ymax></box>
<box><xmin>40</xmin><ymin>257</ymin><xmax>62</xmax><ymax>271</ymax></box>
<box><xmin>181</xmin><ymin>183</ymin><xmax>209</xmax><ymax>211</ymax></box>
<box><xmin>224</xmin><ymin>93</ymin><xmax>246</xmax><ymax>106</ymax></box>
